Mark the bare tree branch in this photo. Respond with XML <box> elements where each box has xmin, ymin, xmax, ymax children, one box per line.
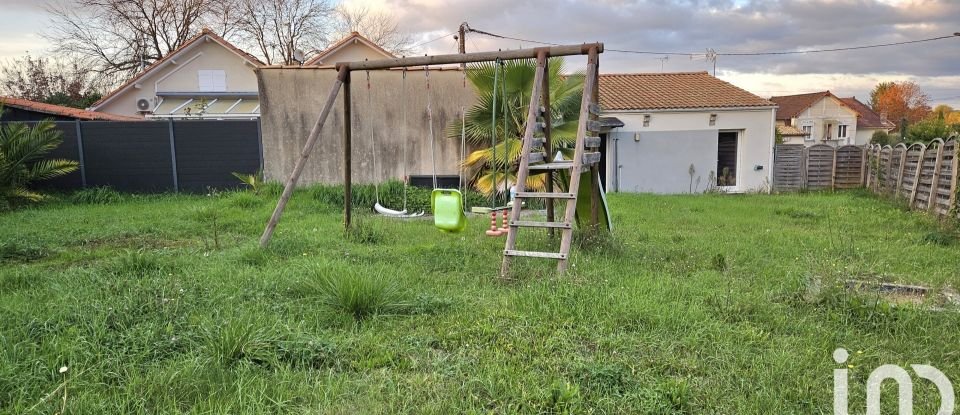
<box><xmin>332</xmin><ymin>4</ymin><xmax>415</xmax><ymax>56</ymax></box>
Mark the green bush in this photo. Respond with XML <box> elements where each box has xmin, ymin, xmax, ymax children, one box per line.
<box><xmin>71</xmin><ymin>186</ymin><xmax>123</xmax><ymax>204</ymax></box>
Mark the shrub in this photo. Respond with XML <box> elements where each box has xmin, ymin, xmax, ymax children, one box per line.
<box><xmin>71</xmin><ymin>186</ymin><xmax>123</xmax><ymax>204</ymax></box>
<box><xmin>870</xmin><ymin>130</ymin><xmax>894</xmax><ymax>146</ymax></box>
<box><xmin>0</xmin><ymin>120</ymin><xmax>79</xmax><ymax>207</ymax></box>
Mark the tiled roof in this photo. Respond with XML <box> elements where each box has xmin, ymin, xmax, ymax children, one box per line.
<box><xmin>769</xmin><ymin>91</ymin><xmax>833</xmax><ymax>120</ymax></box>
<box><xmin>777</xmin><ymin>124</ymin><xmax>807</xmax><ymax>136</ymax></box>
<box><xmin>840</xmin><ymin>97</ymin><xmax>895</xmax><ymax>129</ymax></box>
<box><xmin>1</xmin><ymin>97</ymin><xmax>141</xmax><ymax>121</ymax></box>
<box><xmin>90</xmin><ymin>28</ymin><xmax>264</xmax><ymax>109</ymax></box>
<box><xmin>304</xmin><ymin>31</ymin><xmax>396</xmax><ymax>66</ymax></box>
<box><xmin>598</xmin><ymin>72</ymin><xmax>775</xmax><ymax>111</ymax></box>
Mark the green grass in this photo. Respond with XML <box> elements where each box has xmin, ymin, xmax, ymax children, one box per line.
<box><xmin>2</xmin><ymin>188</ymin><xmax>960</xmax><ymax>413</ymax></box>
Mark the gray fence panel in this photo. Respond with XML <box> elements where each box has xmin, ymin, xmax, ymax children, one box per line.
<box><xmin>773</xmin><ymin>144</ymin><xmax>804</xmax><ymax>192</ymax></box>
<box><xmin>172</xmin><ymin>120</ymin><xmax>261</xmax><ymax>192</ymax></box>
<box><xmin>80</xmin><ymin>121</ymin><xmax>174</xmax><ymax>192</ymax></box>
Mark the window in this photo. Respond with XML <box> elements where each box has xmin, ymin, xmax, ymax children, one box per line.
<box><xmin>709</xmin><ymin>113</ymin><xmax>717</xmax><ymax>126</ymax></box>
<box><xmin>717</xmin><ymin>131</ymin><xmax>738</xmax><ymax>186</ymax></box>
<box><xmin>802</xmin><ymin>125</ymin><xmax>813</xmax><ymax>140</ymax></box>
<box><xmin>838</xmin><ymin>124</ymin><xmax>848</xmax><ymax>138</ymax></box>
<box><xmin>198</xmin><ymin>70</ymin><xmax>226</xmax><ymax>91</ymax></box>
<box><xmin>643</xmin><ymin>114</ymin><xmax>651</xmax><ymax>127</ymax></box>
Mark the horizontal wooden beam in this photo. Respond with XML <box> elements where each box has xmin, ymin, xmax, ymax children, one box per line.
<box><xmin>336</xmin><ymin>43</ymin><xmax>603</xmax><ymax>71</ymax></box>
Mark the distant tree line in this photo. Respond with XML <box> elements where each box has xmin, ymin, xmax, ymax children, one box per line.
<box><xmin>868</xmin><ymin>81</ymin><xmax>959</xmax><ymax>145</ymax></box>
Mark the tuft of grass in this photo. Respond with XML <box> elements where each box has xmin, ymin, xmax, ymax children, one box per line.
<box><xmin>111</xmin><ymin>249</ymin><xmax>164</xmax><ymax>277</ymax></box>
<box><xmin>228</xmin><ymin>192</ymin><xmax>262</xmax><ymax>209</ymax></box>
<box><xmin>0</xmin><ymin>240</ymin><xmax>48</xmax><ymax>262</ymax></box>
<box><xmin>309</xmin><ymin>268</ymin><xmax>406</xmax><ymax>320</ymax></box>
<box><xmin>70</xmin><ymin>186</ymin><xmax>123</xmax><ymax>204</ymax></box>
<box><xmin>774</xmin><ymin>207</ymin><xmax>820</xmax><ymax>219</ymax></box>
<box><xmin>204</xmin><ymin>318</ymin><xmax>276</xmax><ymax>367</ymax></box>
<box><xmin>343</xmin><ymin>217</ymin><xmax>387</xmax><ymax>245</ymax></box>
<box><xmin>920</xmin><ymin>229</ymin><xmax>956</xmax><ymax>246</ymax></box>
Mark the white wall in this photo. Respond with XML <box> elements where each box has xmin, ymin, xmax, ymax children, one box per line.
<box><xmin>604</xmin><ymin>108</ymin><xmax>776</xmax><ymax>193</ymax></box>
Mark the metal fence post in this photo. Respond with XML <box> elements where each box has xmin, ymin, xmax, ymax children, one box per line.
<box><xmin>74</xmin><ymin>120</ymin><xmax>87</xmax><ymax>187</ymax></box>
<box><xmin>257</xmin><ymin>118</ymin><xmax>264</xmax><ymax>172</ymax></box>
<box><xmin>168</xmin><ymin>119</ymin><xmax>179</xmax><ymax>192</ymax></box>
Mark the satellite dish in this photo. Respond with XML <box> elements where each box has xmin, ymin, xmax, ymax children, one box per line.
<box><xmin>294</xmin><ymin>49</ymin><xmax>306</xmax><ymax>63</ymax></box>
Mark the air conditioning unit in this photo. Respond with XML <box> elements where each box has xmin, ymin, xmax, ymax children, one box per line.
<box><xmin>135</xmin><ymin>97</ymin><xmax>154</xmax><ymax>113</ymax></box>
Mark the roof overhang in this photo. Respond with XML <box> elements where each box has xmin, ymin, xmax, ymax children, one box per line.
<box><xmin>602</xmin><ymin>106</ymin><xmax>778</xmax><ymax>114</ymax></box>
<box><xmin>156</xmin><ymin>91</ymin><xmax>258</xmax><ymax>98</ymax></box>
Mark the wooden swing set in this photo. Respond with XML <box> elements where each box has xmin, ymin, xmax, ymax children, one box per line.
<box><xmin>259</xmin><ymin>42</ymin><xmax>608</xmax><ymax>276</ymax></box>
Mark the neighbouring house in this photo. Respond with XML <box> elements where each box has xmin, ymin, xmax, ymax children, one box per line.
<box><xmin>839</xmin><ymin>97</ymin><xmax>896</xmax><ymax>144</ymax></box>
<box><xmin>599</xmin><ymin>72</ymin><xmax>777</xmax><ymax>194</ymax></box>
<box><xmin>89</xmin><ymin>29</ymin><xmax>264</xmax><ymax>120</ymax></box>
<box><xmin>770</xmin><ymin>91</ymin><xmax>893</xmax><ymax>147</ymax></box>
<box><xmin>304</xmin><ymin>32</ymin><xmax>396</xmax><ymax>67</ymax></box>
<box><xmin>1</xmin><ymin>96</ymin><xmax>140</xmax><ymax>122</ymax></box>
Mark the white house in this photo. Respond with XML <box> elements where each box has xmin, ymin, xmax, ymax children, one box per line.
<box><xmin>598</xmin><ymin>72</ymin><xmax>777</xmax><ymax>194</ymax></box>
<box><xmin>89</xmin><ymin>29</ymin><xmax>264</xmax><ymax>120</ymax></box>
<box><xmin>770</xmin><ymin>91</ymin><xmax>894</xmax><ymax>147</ymax></box>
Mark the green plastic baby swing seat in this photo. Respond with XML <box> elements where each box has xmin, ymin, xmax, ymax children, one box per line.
<box><xmin>431</xmin><ymin>189</ymin><xmax>467</xmax><ymax>233</ymax></box>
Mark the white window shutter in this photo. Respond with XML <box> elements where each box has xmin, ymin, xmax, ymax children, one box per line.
<box><xmin>198</xmin><ymin>70</ymin><xmax>226</xmax><ymax>92</ymax></box>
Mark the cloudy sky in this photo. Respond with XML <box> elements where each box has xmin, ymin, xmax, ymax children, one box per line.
<box><xmin>2</xmin><ymin>0</ymin><xmax>959</xmax><ymax>107</ymax></box>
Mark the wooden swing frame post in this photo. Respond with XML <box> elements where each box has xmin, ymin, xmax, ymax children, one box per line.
<box><xmin>259</xmin><ymin>43</ymin><xmax>603</xmax><ymax>248</ymax></box>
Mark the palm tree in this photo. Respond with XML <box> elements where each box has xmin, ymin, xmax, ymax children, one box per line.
<box><xmin>448</xmin><ymin>58</ymin><xmax>583</xmax><ymax>197</ymax></box>
<box><xmin>0</xmin><ymin>119</ymin><xmax>79</xmax><ymax>208</ymax></box>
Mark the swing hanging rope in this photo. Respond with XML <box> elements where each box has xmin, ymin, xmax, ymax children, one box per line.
<box><xmin>426</xmin><ymin>65</ymin><xmax>438</xmax><ymax>190</ymax></box>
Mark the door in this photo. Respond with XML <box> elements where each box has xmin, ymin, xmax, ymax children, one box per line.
<box><xmin>716</xmin><ymin>131</ymin><xmax>738</xmax><ymax>186</ymax></box>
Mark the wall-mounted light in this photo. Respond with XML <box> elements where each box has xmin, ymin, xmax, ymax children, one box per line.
<box><xmin>709</xmin><ymin>113</ymin><xmax>717</xmax><ymax>126</ymax></box>
<box><xmin>643</xmin><ymin>114</ymin><xmax>651</xmax><ymax>127</ymax></box>
<box><xmin>634</xmin><ymin>132</ymin><xmax>641</xmax><ymax>142</ymax></box>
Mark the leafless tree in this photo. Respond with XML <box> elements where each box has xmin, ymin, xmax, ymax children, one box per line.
<box><xmin>231</xmin><ymin>0</ymin><xmax>335</xmax><ymax>65</ymax></box>
<box><xmin>44</xmin><ymin>0</ymin><xmax>227</xmax><ymax>81</ymax></box>
<box><xmin>333</xmin><ymin>5</ymin><xmax>415</xmax><ymax>56</ymax></box>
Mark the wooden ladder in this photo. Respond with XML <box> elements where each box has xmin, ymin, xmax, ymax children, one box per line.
<box><xmin>500</xmin><ymin>46</ymin><xmax>602</xmax><ymax>277</ymax></box>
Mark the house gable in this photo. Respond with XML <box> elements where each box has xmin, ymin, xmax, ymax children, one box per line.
<box><xmin>90</xmin><ymin>29</ymin><xmax>262</xmax><ymax>118</ymax></box>
<box><xmin>305</xmin><ymin>32</ymin><xmax>395</xmax><ymax>66</ymax></box>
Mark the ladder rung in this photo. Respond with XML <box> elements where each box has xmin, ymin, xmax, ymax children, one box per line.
<box><xmin>588</xmin><ymin>103</ymin><xmax>602</xmax><ymax>116</ymax></box>
<box><xmin>528</xmin><ymin>152</ymin><xmax>545</xmax><ymax>164</ymax></box>
<box><xmin>528</xmin><ymin>161</ymin><xmax>574</xmax><ymax>171</ymax></box>
<box><xmin>515</xmin><ymin>192</ymin><xmax>576</xmax><ymax>199</ymax></box>
<box><xmin>510</xmin><ymin>220</ymin><xmax>572</xmax><ymax>229</ymax></box>
<box><xmin>504</xmin><ymin>250</ymin><xmax>567</xmax><ymax>259</ymax></box>
<box><xmin>583</xmin><ymin>152</ymin><xmax>601</xmax><ymax>165</ymax></box>
<box><xmin>533</xmin><ymin>122</ymin><xmax>547</xmax><ymax>133</ymax></box>
<box><xmin>531</xmin><ymin>137</ymin><xmax>544</xmax><ymax>148</ymax></box>
<box><xmin>587</xmin><ymin>120</ymin><xmax>603</xmax><ymax>132</ymax></box>
<box><xmin>584</xmin><ymin>136</ymin><xmax>601</xmax><ymax>148</ymax></box>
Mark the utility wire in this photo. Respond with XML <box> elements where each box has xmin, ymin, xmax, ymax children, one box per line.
<box><xmin>467</xmin><ymin>27</ymin><xmax>960</xmax><ymax>57</ymax></box>
<box><xmin>410</xmin><ymin>31</ymin><xmax>457</xmax><ymax>49</ymax></box>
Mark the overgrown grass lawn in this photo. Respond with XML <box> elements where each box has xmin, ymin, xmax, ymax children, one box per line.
<box><xmin>2</xmin><ymin>189</ymin><xmax>960</xmax><ymax>413</ymax></box>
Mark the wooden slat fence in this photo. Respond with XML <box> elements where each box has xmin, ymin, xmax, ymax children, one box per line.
<box><xmin>775</xmin><ymin>139</ymin><xmax>959</xmax><ymax>219</ymax></box>
<box><xmin>773</xmin><ymin>144</ymin><xmax>804</xmax><ymax>191</ymax></box>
